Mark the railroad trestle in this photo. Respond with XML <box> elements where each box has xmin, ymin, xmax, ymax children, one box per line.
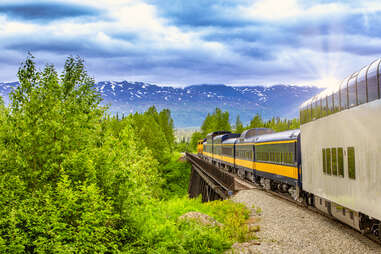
<box><xmin>186</xmin><ymin>152</ymin><xmax>238</xmax><ymax>202</ymax></box>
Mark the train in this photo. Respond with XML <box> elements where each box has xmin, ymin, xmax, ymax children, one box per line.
<box><xmin>197</xmin><ymin>57</ymin><xmax>381</xmax><ymax>239</ymax></box>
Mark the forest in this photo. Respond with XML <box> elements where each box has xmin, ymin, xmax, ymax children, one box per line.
<box><xmin>189</xmin><ymin>108</ymin><xmax>300</xmax><ymax>151</ymax></box>
<box><xmin>0</xmin><ymin>55</ymin><xmax>253</xmax><ymax>253</ymax></box>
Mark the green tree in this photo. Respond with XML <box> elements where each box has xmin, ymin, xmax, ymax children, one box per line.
<box><xmin>0</xmin><ymin>55</ymin><xmax>165</xmax><ymax>252</ymax></box>
<box><xmin>158</xmin><ymin>109</ymin><xmax>175</xmax><ymax>151</ymax></box>
<box><xmin>3</xmin><ymin>54</ymin><xmax>104</xmax><ymax>188</ymax></box>
<box><xmin>249</xmin><ymin>113</ymin><xmax>264</xmax><ymax>129</ymax></box>
<box><xmin>235</xmin><ymin>115</ymin><xmax>244</xmax><ymax>133</ymax></box>
<box><xmin>190</xmin><ymin>131</ymin><xmax>204</xmax><ymax>151</ymax></box>
<box><xmin>131</xmin><ymin>109</ymin><xmax>171</xmax><ymax>164</ymax></box>
<box><xmin>200</xmin><ymin>108</ymin><xmax>231</xmax><ymax>136</ymax></box>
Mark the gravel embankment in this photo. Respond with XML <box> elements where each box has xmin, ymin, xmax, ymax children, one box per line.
<box><xmin>229</xmin><ymin>189</ymin><xmax>381</xmax><ymax>254</ymax></box>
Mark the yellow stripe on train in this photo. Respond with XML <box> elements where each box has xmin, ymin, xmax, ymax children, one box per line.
<box><xmin>235</xmin><ymin>158</ymin><xmax>254</xmax><ymax>169</ymax></box>
<box><xmin>203</xmin><ymin>152</ymin><xmax>298</xmax><ymax>180</ymax></box>
<box><xmin>203</xmin><ymin>151</ymin><xmax>213</xmax><ymax>157</ymax></box>
<box><xmin>254</xmin><ymin>162</ymin><xmax>298</xmax><ymax>179</ymax></box>
<box><xmin>222</xmin><ymin>156</ymin><xmax>234</xmax><ymax>164</ymax></box>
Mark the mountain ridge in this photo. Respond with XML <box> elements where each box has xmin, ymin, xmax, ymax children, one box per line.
<box><xmin>0</xmin><ymin>81</ymin><xmax>322</xmax><ymax>127</ymax></box>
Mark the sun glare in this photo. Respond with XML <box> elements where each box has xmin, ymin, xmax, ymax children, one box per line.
<box><xmin>313</xmin><ymin>76</ymin><xmax>340</xmax><ymax>88</ymax></box>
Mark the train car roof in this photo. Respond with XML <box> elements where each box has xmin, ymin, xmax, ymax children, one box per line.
<box><xmin>237</xmin><ymin>128</ymin><xmax>274</xmax><ymax>143</ymax></box>
<box><xmin>214</xmin><ymin>133</ymin><xmax>240</xmax><ymax>143</ymax></box>
<box><xmin>222</xmin><ymin>137</ymin><xmax>239</xmax><ymax>144</ymax></box>
<box><xmin>254</xmin><ymin>129</ymin><xmax>300</xmax><ymax>143</ymax></box>
<box><xmin>299</xmin><ymin>57</ymin><xmax>381</xmax><ymax>110</ymax></box>
<box><xmin>239</xmin><ymin>128</ymin><xmax>274</xmax><ymax>140</ymax></box>
<box><xmin>206</xmin><ymin>131</ymin><xmax>231</xmax><ymax>138</ymax></box>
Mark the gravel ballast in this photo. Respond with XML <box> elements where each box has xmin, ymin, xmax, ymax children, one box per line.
<box><xmin>229</xmin><ymin>189</ymin><xmax>381</xmax><ymax>254</ymax></box>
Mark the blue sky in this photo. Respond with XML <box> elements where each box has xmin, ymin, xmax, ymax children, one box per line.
<box><xmin>0</xmin><ymin>0</ymin><xmax>380</xmax><ymax>87</ymax></box>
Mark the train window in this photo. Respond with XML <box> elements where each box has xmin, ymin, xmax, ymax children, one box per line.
<box><xmin>332</xmin><ymin>148</ymin><xmax>337</xmax><ymax>175</ymax></box>
<box><xmin>348</xmin><ymin>147</ymin><xmax>356</xmax><ymax>179</ymax></box>
<box><xmin>311</xmin><ymin>100</ymin><xmax>316</xmax><ymax>120</ymax></box>
<box><xmin>316</xmin><ymin>99</ymin><xmax>321</xmax><ymax>119</ymax></box>
<box><xmin>300</xmin><ymin>105</ymin><xmax>307</xmax><ymax>124</ymax></box>
<box><xmin>333</xmin><ymin>92</ymin><xmax>340</xmax><ymax>113</ymax></box>
<box><xmin>304</xmin><ymin>106</ymin><xmax>308</xmax><ymax>123</ymax></box>
<box><xmin>327</xmin><ymin>94</ymin><xmax>333</xmax><ymax>115</ymax></box>
<box><xmin>357</xmin><ymin>67</ymin><xmax>367</xmax><ymax>105</ymax></box>
<box><xmin>340</xmin><ymin>79</ymin><xmax>348</xmax><ymax>110</ymax></box>
<box><xmin>304</xmin><ymin>107</ymin><xmax>308</xmax><ymax>123</ymax></box>
<box><xmin>299</xmin><ymin>109</ymin><xmax>303</xmax><ymax>124</ymax></box>
<box><xmin>367</xmin><ymin>60</ymin><xmax>380</xmax><ymax>102</ymax></box>
<box><xmin>322</xmin><ymin>149</ymin><xmax>326</xmax><ymax>174</ymax></box>
<box><xmin>326</xmin><ymin>148</ymin><xmax>331</xmax><ymax>175</ymax></box>
<box><xmin>321</xmin><ymin>97</ymin><xmax>328</xmax><ymax>117</ymax></box>
<box><xmin>348</xmin><ymin>75</ymin><xmax>357</xmax><ymax>108</ymax></box>
<box><xmin>338</xmin><ymin>147</ymin><xmax>344</xmax><ymax>177</ymax></box>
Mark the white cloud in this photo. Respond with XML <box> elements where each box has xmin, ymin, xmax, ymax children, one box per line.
<box><xmin>0</xmin><ymin>0</ymin><xmax>380</xmax><ymax>87</ymax></box>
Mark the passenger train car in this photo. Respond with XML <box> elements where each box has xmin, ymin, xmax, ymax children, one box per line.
<box><xmin>300</xmin><ymin>58</ymin><xmax>381</xmax><ymax>233</ymax></box>
<box><xmin>198</xmin><ymin>57</ymin><xmax>381</xmax><ymax>238</ymax></box>
<box><xmin>200</xmin><ymin>128</ymin><xmax>302</xmax><ymax>200</ymax></box>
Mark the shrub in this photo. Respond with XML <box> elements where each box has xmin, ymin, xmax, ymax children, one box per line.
<box><xmin>126</xmin><ymin>196</ymin><xmax>251</xmax><ymax>253</ymax></box>
<box><xmin>0</xmin><ymin>55</ymin><xmax>252</xmax><ymax>253</ymax></box>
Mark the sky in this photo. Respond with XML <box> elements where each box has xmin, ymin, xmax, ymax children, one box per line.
<box><xmin>0</xmin><ymin>0</ymin><xmax>381</xmax><ymax>88</ymax></box>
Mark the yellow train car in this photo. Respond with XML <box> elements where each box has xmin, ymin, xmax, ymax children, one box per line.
<box><xmin>197</xmin><ymin>139</ymin><xmax>204</xmax><ymax>154</ymax></box>
<box><xmin>234</xmin><ymin>129</ymin><xmax>300</xmax><ymax>187</ymax></box>
<box><xmin>213</xmin><ymin>133</ymin><xmax>240</xmax><ymax>168</ymax></box>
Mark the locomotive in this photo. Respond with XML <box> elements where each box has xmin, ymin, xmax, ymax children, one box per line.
<box><xmin>198</xmin><ymin>58</ymin><xmax>381</xmax><ymax>239</ymax></box>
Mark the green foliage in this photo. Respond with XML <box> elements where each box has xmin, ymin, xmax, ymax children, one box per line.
<box><xmin>199</xmin><ymin>109</ymin><xmax>299</xmax><ymax>136</ymax></box>
<box><xmin>160</xmin><ymin>154</ymin><xmax>191</xmax><ymax>199</ymax></box>
<box><xmin>246</xmin><ymin>114</ymin><xmax>300</xmax><ymax>132</ymax></box>
<box><xmin>190</xmin><ymin>131</ymin><xmax>204</xmax><ymax>151</ymax></box>
<box><xmin>201</xmin><ymin>108</ymin><xmax>231</xmax><ymax>136</ymax></box>
<box><xmin>0</xmin><ymin>55</ymin><xmax>159</xmax><ymax>252</ymax></box>
<box><xmin>0</xmin><ymin>55</ymin><xmax>250</xmax><ymax>253</ymax></box>
<box><xmin>159</xmin><ymin>109</ymin><xmax>175</xmax><ymax>151</ymax></box>
<box><xmin>126</xmin><ymin>197</ymin><xmax>250</xmax><ymax>254</ymax></box>
<box><xmin>235</xmin><ymin>115</ymin><xmax>244</xmax><ymax>134</ymax></box>
<box><xmin>249</xmin><ymin>113</ymin><xmax>264</xmax><ymax>129</ymax></box>
<box><xmin>200</xmin><ymin>109</ymin><xmax>299</xmax><ymax>138</ymax></box>
<box><xmin>130</xmin><ymin>106</ymin><xmax>172</xmax><ymax>164</ymax></box>
<box><xmin>175</xmin><ymin>140</ymin><xmax>192</xmax><ymax>153</ymax></box>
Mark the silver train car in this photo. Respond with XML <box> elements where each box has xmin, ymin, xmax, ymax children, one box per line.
<box><xmin>299</xmin><ymin>58</ymin><xmax>381</xmax><ymax>235</ymax></box>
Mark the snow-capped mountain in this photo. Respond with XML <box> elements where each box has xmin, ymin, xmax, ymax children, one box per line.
<box><xmin>0</xmin><ymin>81</ymin><xmax>322</xmax><ymax>127</ymax></box>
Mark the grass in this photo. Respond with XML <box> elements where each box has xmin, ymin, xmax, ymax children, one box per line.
<box><xmin>124</xmin><ymin>154</ymin><xmax>259</xmax><ymax>253</ymax></box>
<box><xmin>126</xmin><ymin>196</ymin><xmax>254</xmax><ymax>253</ymax></box>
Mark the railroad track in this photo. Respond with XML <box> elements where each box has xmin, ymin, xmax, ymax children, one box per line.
<box><xmin>195</xmin><ymin>155</ymin><xmax>381</xmax><ymax>249</ymax></box>
<box><xmin>235</xmin><ymin>173</ymin><xmax>381</xmax><ymax>249</ymax></box>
